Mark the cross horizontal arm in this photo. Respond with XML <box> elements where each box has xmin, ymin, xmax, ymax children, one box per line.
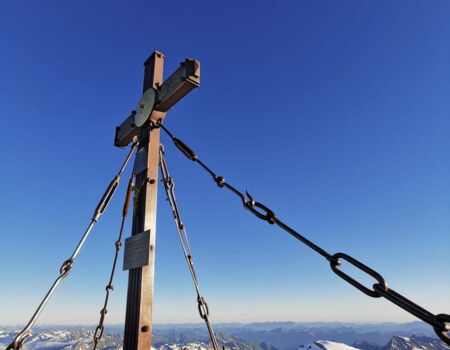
<box><xmin>155</xmin><ymin>58</ymin><xmax>200</xmax><ymax>112</ymax></box>
<box><xmin>114</xmin><ymin>111</ymin><xmax>137</xmax><ymax>148</ymax></box>
<box><xmin>114</xmin><ymin>58</ymin><xmax>200</xmax><ymax>148</ymax></box>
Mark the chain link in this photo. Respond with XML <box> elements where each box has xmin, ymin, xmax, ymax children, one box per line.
<box><xmin>159</xmin><ymin>146</ymin><xmax>222</xmax><ymax>350</ymax></box>
<box><xmin>92</xmin><ymin>174</ymin><xmax>134</xmax><ymax>350</ymax></box>
<box><xmin>158</xmin><ymin>124</ymin><xmax>450</xmax><ymax>346</ymax></box>
<box><xmin>6</xmin><ymin>142</ymin><xmax>138</xmax><ymax>350</ymax></box>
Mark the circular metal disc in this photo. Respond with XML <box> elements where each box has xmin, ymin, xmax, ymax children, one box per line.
<box><xmin>134</xmin><ymin>88</ymin><xmax>156</xmax><ymax>127</ymax></box>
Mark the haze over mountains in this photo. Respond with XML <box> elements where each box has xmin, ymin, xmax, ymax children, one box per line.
<box><xmin>1</xmin><ymin>322</ymin><xmax>448</xmax><ymax>350</ymax></box>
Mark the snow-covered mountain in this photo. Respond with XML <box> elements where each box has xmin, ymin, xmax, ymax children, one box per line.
<box><xmin>1</xmin><ymin>328</ymin><xmax>448</xmax><ymax>350</ymax></box>
<box><xmin>297</xmin><ymin>337</ymin><xmax>450</xmax><ymax>350</ymax></box>
<box><xmin>298</xmin><ymin>340</ymin><xmax>362</xmax><ymax>350</ymax></box>
<box><xmin>383</xmin><ymin>336</ymin><xmax>449</xmax><ymax>350</ymax></box>
<box><xmin>0</xmin><ymin>329</ymin><xmax>212</xmax><ymax>350</ymax></box>
<box><xmin>0</xmin><ymin>329</ymin><xmax>122</xmax><ymax>350</ymax></box>
<box><xmin>0</xmin><ymin>329</ymin><xmax>259</xmax><ymax>350</ymax></box>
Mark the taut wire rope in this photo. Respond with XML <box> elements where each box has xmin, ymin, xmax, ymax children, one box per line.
<box><xmin>159</xmin><ymin>145</ymin><xmax>222</xmax><ymax>350</ymax></box>
<box><xmin>153</xmin><ymin>120</ymin><xmax>450</xmax><ymax>345</ymax></box>
<box><xmin>6</xmin><ymin>141</ymin><xmax>138</xmax><ymax>350</ymax></box>
<box><xmin>92</xmin><ymin>173</ymin><xmax>135</xmax><ymax>350</ymax></box>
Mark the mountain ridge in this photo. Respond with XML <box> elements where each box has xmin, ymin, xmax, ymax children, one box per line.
<box><xmin>1</xmin><ymin>323</ymin><xmax>447</xmax><ymax>350</ymax></box>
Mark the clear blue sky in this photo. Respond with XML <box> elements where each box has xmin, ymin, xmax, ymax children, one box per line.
<box><xmin>0</xmin><ymin>1</ymin><xmax>449</xmax><ymax>327</ymax></box>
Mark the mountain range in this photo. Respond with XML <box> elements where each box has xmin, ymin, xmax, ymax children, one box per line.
<box><xmin>0</xmin><ymin>322</ymin><xmax>448</xmax><ymax>350</ymax></box>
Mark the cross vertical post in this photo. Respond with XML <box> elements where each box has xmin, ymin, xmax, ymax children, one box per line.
<box><xmin>119</xmin><ymin>50</ymin><xmax>200</xmax><ymax>350</ymax></box>
<box><xmin>123</xmin><ymin>51</ymin><xmax>165</xmax><ymax>350</ymax></box>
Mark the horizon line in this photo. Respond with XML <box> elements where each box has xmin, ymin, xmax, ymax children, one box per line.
<box><xmin>0</xmin><ymin>320</ymin><xmax>427</xmax><ymax>328</ymax></box>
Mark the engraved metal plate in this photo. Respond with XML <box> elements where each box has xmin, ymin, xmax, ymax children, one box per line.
<box><xmin>123</xmin><ymin>230</ymin><xmax>151</xmax><ymax>270</ymax></box>
<box><xmin>133</xmin><ymin>147</ymin><xmax>148</xmax><ymax>175</ymax></box>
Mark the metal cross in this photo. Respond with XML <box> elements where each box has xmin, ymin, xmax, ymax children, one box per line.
<box><xmin>115</xmin><ymin>50</ymin><xmax>200</xmax><ymax>350</ymax></box>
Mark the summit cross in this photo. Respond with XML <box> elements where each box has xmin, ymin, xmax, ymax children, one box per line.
<box><xmin>115</xmin><ymin>50</ymin><xmax>200</xmax><ymax>350</ymax></box>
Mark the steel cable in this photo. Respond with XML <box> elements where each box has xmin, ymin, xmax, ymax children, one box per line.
<box><xmin>155</xmin><ymin>121</ymin><xmax>450</xmax><ymax>345</ymax></box>
<box><xmin>159</xmin><ymin>146</ymin><xmax>221</xmax><ymax>350</ymax></box>
<box><xmin>92</xmin><ymin>173</ymin><xmax>134</xmax><ymax>350</ymax></box>
<box><xmin>6</xmin><ymin>141</ymin><xmax>138</xmax><ymax>350</ymax></box>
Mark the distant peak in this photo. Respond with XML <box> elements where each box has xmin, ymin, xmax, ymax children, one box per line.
<box><xmin>298</xmin><ymin>340</ymin><xmax>362</xmax><ymax>350</ymax></box>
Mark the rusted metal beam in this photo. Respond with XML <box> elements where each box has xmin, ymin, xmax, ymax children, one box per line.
<box><xmin>114</xmin><ymin>56</ymin><xmax>200</xmax><ymax>148</ymax></box>
<box><xmin>123</xmin><ymin>51</ymin><xmax>165</xmax><ymax>350</ymax></box>
<box><xmin>121</xmin><ymin>51</ymin><xmax>200</xmax><ymax>350</ymax></box>
<box><xmin>155</xmin><ymin>58</ymin><xmax>200</xmax><ymax>112</ymax></box>
<box><xmin>114</xmin><ymin>111</ymin><xmax>137</xmax><ymax>148</ymax></box>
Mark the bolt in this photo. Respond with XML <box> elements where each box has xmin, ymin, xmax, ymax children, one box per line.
<box><xmin>141</xmin><ymin>326</ymin><xmax>149</xmax><ymax>333</ymax></box>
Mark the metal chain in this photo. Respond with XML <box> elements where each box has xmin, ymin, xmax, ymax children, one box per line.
<box><xmin>156</xmin><ymin>122</ymin><xmax>450</xmax><ymax>346</ymax></box>
<box><xmin>159</xmin><ymin>145</ymin><xmax>222</xmax><ymax>350</ymax></box>
<box><xmin>92</xmin><ymin>173</ymin><xmax>134</xmax><ymax>350</ymax></box>
<box><xmin>6</xmin><ymin>142</ymin><xmax>139</xmax><ymax>350</ymax></box>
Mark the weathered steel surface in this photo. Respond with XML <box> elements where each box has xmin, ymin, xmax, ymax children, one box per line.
<box><xmin>143</xmin><ymin>51</ymin><xmax>164</xmax><ymax>91</ymax></box>
<box><xmin>132</xmin><ymin>147</ymin><xmax>148</xmax><ymax>175</ymax></box>
<box><xmin>123</xmin><ymin>230</ymin><xmax>151</xmax><ymax>271</ymax></box>
<box><xmin>123</xmin><ymin>51</ymin><xmax>201</xmax><ymax>350</ymax></box>
<box><xmin>115</xmin><ymin>112</ymin><xmax>138</xmax><ymax>148</ymax></box>
<box><xmin>123</xmin><ymin>51</ymin><xmax>165</xmax><ymax>350</ymax></box>
<box><xmin>115</xmin><ymin>55</ymin><xmax>200</xmax><ymax>148</ymax></box>
<box><xmin>156</xmin><ymin>58</ymin><xmax>200</xmax><ymax>112</ymax></box>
